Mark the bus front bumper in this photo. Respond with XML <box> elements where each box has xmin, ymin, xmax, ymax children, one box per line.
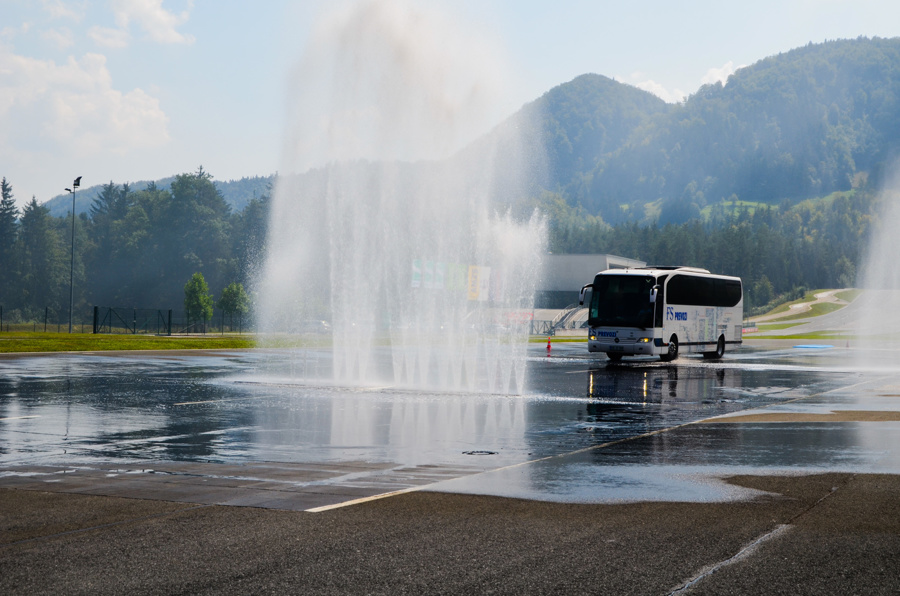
<box><xmin>588</xmin><ymin>337</ymin><xmax>663</xmax><ymax>356</ymax></box>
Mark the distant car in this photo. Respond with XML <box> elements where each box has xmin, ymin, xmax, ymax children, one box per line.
<box><xmin>300</xmin><ymin>320</ymin><xmax>331</xmax><ymax>333</ymax></box>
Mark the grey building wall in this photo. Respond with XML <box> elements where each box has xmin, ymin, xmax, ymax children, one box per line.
<box><xmin>536</xmin><ymin>254</ymin><xmax>646</xmax><ymax>308</ymax></box>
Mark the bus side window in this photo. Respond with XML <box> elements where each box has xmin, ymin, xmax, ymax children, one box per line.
<box><xmin>668</xmin><ymin>275</ymin><xmax>692</xmax><ymax>305</ymax></box>
<box><xmin>726</xmin><ymin>280</ymin><xmax>742</xmax><ymax>306</ymax></box>
<box><xmin>713</xmin><ymin>279</ymin><xmax>742</xmax><ymax>307</ymax></box>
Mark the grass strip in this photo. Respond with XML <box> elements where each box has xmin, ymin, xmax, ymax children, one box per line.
<box><xmin>756</xmin><ymin>322</ymin><xmax>803</xmax><ymax>331</ymax></box>
<box><xmin>758</xmin><ymin>289</ymin><xmax>837</xmax><ymax>317</ymax></box>
<box><xmin>0</xmin><ymin>333</ymin><xmax>255</xmax><ymax>353</ymax></box>
<box><xmin>835</xmin><ymin>288</ymin><xmax>862</xmax><ymax>302</ymax></box>
<box><xmin>529</xmin><ymin>336</ymin><xmax>586</xmax><ymax>343</ymax></box>
<box><xmin>768</xmin><ymin>301</ymin><xmax>845</xmax><ymax>322</ymax></box>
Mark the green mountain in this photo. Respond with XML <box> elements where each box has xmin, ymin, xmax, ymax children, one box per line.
<box><xmin>510</xmin><ymin>37</ymin><xmax>900</xmax><ymax>224</ymax></box>
<box><xmin>527</xmin><ymin>73</ymin><xmax>670</xmax><ymax>193</ymax></box>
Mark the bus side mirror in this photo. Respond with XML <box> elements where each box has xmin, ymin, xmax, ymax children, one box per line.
<box><xmin>579</xmin><ymin>284</ymin><xmax>592</xmax><ymax>306</ymax></box>
<box><xmin>649</xmin><ymin>285</ymin><xmax>660</xmax><ymax>303</ymax></box>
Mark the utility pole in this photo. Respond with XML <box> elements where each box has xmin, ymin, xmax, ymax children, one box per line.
<box><xmin>66</xmin><ymin>176</ymin><xmax>82</xmax><ymax>333</ymax></box>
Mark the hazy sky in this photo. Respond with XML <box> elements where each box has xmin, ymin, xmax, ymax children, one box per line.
<box><xmin>3</xmin><ymin>0</ymin><xmax>900</xmax><ymax>209</ymax></box>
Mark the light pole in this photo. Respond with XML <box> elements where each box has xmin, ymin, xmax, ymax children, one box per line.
<box><xmin>66</xmin><ymin>176</ymin><xmax>81</xmax><ymax>333</ymax></box>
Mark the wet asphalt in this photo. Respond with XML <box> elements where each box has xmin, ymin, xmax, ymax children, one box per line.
<box><xmin>2</xmin><ymin>342</ymin><xmax>900</xmax><ymax>593</ymax></box>
<box><xmin>3</xmin><ymin>473</ymin><xmax>899</xmax><ymax>594</ymax></box>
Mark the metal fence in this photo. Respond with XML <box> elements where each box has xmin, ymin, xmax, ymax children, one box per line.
<box><xmin>92</xmin><ymin>307</ymin><xmax>249</xmax><ymax>335</ymax></box>
<box><xmin>530</xmin><ymin>320</ymin><xmax>554</xmax><ymax>335</ymax></box>
<box><xmin>0</xmin><ymin>305</ymin><xmax>93</xmax><ymax>333</ymax></box>
<box><xmin>93</xmin><ymin>307</ymin><xmax>173</xmax><ymax>335</ymax></box>
<box><xmin>0</xmin><ymin>305</ymin><xmax>250</xmax><ymax>335</ymax></box>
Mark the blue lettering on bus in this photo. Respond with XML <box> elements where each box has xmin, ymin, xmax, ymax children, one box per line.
<box><xmin>598</xmin><ymin>331</ymin><xmax>617</xmax><ymax>337</ymax></box>
<box><xmin>666</xmin><ymin>307</ymin><xmax>688</xmax><ymax>321</ymax></box>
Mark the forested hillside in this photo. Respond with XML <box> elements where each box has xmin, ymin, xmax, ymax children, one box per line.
<box><xmin>42</xmin><ymin>175</ymin><xmax>274</xmax><ymax>219</ymax></box>
<box><xmin>520</xmin><ymin>37</ymin><xmax>900</xmax><ymax>225</ymax></box>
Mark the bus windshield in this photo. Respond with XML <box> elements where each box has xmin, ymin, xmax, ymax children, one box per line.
<box><xmin>588</xmin><ymin>274</ymin><xmax>656</xmax><ymax>329</ymax></box>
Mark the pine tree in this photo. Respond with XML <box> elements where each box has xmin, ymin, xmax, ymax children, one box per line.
<box><xmin>18</xmin><ymin>197</ymin><xmax>66</xmax><ymax>319</ymax></box>
<box><xmin>0</xmin><ymin>178</ymin><xmax>20</xmax><ymax>308</ymax></box>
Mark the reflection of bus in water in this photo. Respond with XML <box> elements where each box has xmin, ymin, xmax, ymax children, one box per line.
<box><xmin>585</xmin><ymin>365</ymin><xmax>735</xmax><ymax>402</ymax></box>
<box><xmin>579</xmin><ymin>266</ymin><xmax>742</xmax><ymax>361</ymax></box>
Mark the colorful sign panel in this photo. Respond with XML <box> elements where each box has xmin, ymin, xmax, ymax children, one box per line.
<box><xmin>413</xmin><ymin>260</ymin><xmax>496</xmax><ymax>302</ymax></box>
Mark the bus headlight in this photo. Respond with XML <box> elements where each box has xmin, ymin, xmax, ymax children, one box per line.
<box><xmin>590</xmin><ymin>335</ymin><xmax>596</xmax><ymax>341</ymax></box>
<box><xmin>638</xmin><ymin>337</ymin><xmax>651</xmax><ymax>343</ymax></box>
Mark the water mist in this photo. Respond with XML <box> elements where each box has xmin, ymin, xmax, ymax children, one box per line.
<box><xmin>856</xmin><ymin>163</ymin><xmax>900</xmax><ymax>361</ymax></box>
<box><xmin>257</xmin><ymin>0</ymin><xmax>547</xmax><ymax>393</ymax></box>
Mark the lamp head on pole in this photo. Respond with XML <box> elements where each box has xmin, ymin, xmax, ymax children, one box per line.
<box><xmin>65</xmin><ymin>188</ymin><xmax>72</xmax><ymax>193</ymax></box>
<box><xmin>73</xmin><ymin>176</ymin><xmax>81</xmax><ymax>189</ymax></box>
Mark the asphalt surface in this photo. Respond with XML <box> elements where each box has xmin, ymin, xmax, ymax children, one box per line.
<box><xmin>2</xmin><ymin>341</ymin><xmax>900</xmax><ymax>594</ymax></box>
<box><xmin>2</xmin><ymin>472</ymin><xmax>899</xmax><ymax>595</ymax></box>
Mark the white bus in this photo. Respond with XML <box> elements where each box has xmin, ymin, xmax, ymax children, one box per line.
<box><xmin>579</xmin><ymin>266</ymin><xmax>742</xmax><ymax>361</ymax></box>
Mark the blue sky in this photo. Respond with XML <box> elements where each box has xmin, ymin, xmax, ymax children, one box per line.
<box><xmin>3</xmin><ymin>0</ymin><xmax>900</xmax><ymax>209</ymax></box>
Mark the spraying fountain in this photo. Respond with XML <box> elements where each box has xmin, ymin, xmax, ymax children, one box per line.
<box><xmin>257</xmin><ymin>0</ymin><xmax>547</xmax><ymax>393</ymax></box>
<box><xmin>856</xmin><ymin>167</ymin><xmax>900</xmax><ymax>361</ymax></box>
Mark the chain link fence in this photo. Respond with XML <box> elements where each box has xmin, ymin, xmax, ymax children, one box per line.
<box><xmin>0</xmin><ymin>305</ymin><xmax>251</xmax><ymax>335</ymax></box>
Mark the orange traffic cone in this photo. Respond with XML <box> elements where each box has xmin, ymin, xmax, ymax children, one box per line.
<box><xmin>546</xmin><ymin>336</ymin><xmax>552</xmax><ymax>355</ymax></box>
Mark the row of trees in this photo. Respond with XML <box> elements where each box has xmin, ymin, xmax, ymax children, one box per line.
<box><xmin>0</xmin><ymin>162</ymin><xmax>883</xmax><ymax>325</ymax></box>
<box><xmin>0</xmin><ymin>169</ymin><xmax>269</xmax><ymax>325</ymax></box>
<box><xmin>183</xmin><ymin>273</ymin><xmax>250</xmax><ymax>329</ymax></box>
<box><xmin>542</xmin><ymin>186</ymin><xmax>876</xmax><ymax>311</ymax></box>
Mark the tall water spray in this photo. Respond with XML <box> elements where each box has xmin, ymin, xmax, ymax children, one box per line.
<box><xmin>257</xmin><ymin>0</ymin><xmax>547</xmax><ymax>393</ymax></box>
<box><xmin>857</xmin><ymin>165</ymin><xmax>900</xmax><ymax>357</ymax></box>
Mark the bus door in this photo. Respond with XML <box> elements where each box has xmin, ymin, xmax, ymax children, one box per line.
<box><xmin>654</xmin><ymin>275</ymin><xmax>668</xmax><ymax>329</ymax></box>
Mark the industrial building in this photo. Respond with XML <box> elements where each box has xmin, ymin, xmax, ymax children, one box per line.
<box><xmin>536</xmin><ymin>254</ymin><xmax>646</xmax><ymax>309</ymax></box>
<box><xmin>533</xmin><ymin>254</ymin><xmax>646</xmax><ymax>336</ymax></box>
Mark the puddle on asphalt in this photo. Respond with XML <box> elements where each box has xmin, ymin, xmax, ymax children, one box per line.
<box><xmin>1</xmin><ymin>344</ymin><xmax>899</xmax><ymax>504</ymax></box>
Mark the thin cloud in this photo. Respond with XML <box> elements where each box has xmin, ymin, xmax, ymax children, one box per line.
<box><xmin>0</xmin><ymin>49</ymin><xmax>170</xmax><ymax>156</ymax></box>
<box><xmin>628</xmin><ymin>72</ymin><xmax>686</xmax><ymax>103</ymax></box>
<box><xmin>89</xmin><ymin>25</ymin><xmax>131</xmax><ymax>48</ymax></box>
<box><xmin>626</xmin><ymin>62</ymin><xmax>742</xmax><ymax>103</ymax></box>
<box><xmin>41</xmin><ymin>27</ymin><xmax>75</xmax><ymax>49</ymax></box>
<box><xmin>40</xmin><ymin>0</ymin><xmax>86</xmax><ymax>21</ymax></box>
<box><xmin>701</xmin><ymin>61</ymin><xmax>738</xmax><ymax>86</ymax></box>
<box><xmin>1</xmin><ymin>23</ymin><xmax>32</xmax><ymax>44</ymax></box>
<box><xmin>111</xmin><ymin>0</ymin><xmax>195</xmax><ymax>45</ymax></box>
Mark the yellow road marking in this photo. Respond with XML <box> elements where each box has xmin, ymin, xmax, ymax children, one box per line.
<box><xmin>305</xmin><ymin>486</ymin><xmax>423</xmax><ymax>513</ymax></box>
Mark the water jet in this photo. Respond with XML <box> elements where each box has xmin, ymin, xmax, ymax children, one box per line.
<box><xmin>257</xmin><ymin>0</ymin><xmax>547</xmax><ymax>394</ymax></box>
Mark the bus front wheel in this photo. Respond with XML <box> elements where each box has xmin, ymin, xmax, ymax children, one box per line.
<box><xmin>703</xmin><ymin>336</ymin><xmax>725</xmax><ymax>360</ymax></box>
<box><xmin>607</xmin><ymin>352</ymin><xmax>623</xmax><ymax>362</ymax></box>
<box><xmin>660</xmin><ymin>335</ymin><xmax>679</xmax><ymax>362</ymax></box>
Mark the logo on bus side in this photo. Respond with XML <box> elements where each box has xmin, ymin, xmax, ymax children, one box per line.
<box><xmin>598</xmin><ymin>331</ymin><xmax>617</xmax><ymax>337</ymax></box>
<box><xmin>666</xmin><ymin>307</ymin><xmax>688</xmax><ymax>321</ymax></box>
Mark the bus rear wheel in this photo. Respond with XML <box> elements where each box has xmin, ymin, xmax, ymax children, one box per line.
<box><xmin>703</xmin><ymin>336</ymin><xmax>725</xmax><ymax>359</ymax></box>
<box><xmin>660</xmin><ymin>335</ymin><xmax>678</xmax><ymax>362</ymax></box>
